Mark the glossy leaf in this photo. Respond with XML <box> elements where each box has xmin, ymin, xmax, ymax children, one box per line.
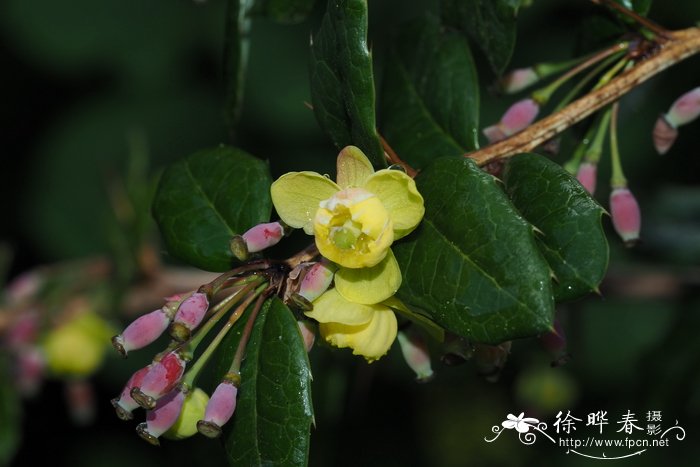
<box><xmin>393</xmin><ymin>157</ymin><xmax>554</xmax><ymax>344</ymax></box>
<box><xmin>502</xmin><ymin>153</ymin><xmax>609</xmax><ymax>302</ymax></box>
<box><xmin>380</xmin><ymin>15</ymin><xmax>479</xmax><ymax>170</ymax></box>
<box><xmin>254</xmin><ymin>0</ymin><xmax>317</xmax><ymax>23</ymax></box>
<box><xmin>152</xmin><ymin>146</ymin><xmax>272</xmax><ymax>271</ymax></box>
<box><xmin>221</xmin><ymin>298</ymin><xmax>314</xmax><ymax>467</ymax></box>
<box><xmin>309</xmin><ymin>0</ymin><xmax>385</xmax><ymax>167</ymax></box>
<box><xmin>441</xmin><ymin>0</ymin><xmax>520</xmax><ymax>74</ymax></box>
<box><xmin>224</xmin><ymin>0</ymin><xmax>254</xmax><ymax>131</ymax></box>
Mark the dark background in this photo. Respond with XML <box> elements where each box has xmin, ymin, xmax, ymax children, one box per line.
<box><xmin>1</xmin><ymin>0</ymin><xmax>699</xmax><ymax>466</ymax></box>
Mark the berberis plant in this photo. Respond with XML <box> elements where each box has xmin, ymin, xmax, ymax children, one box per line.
<box><xmin>16</xmin><ymin>0</ymin><xmax>698</xmax><ymax>465</ymax></box>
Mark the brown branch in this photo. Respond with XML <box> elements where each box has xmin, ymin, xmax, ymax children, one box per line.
<box><xmin>379</xmin><ymin>134</ymin><xmax>418</xmax><ymax>178</ymax></box>
<box><xmin>591</xmin><ymin>0</ymin><xmax>670</xmax><ymax>39</ymax></box>
<box><xmin>467</xmin><ymin>27</ymin><xmax>700</xmax><ymax>167</ymax></box>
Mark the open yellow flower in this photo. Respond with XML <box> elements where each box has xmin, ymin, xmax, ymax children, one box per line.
<box><xmin>271</xmin><ymin>146</ymin><xmax>424</xmax><ymax>360</ymax></box>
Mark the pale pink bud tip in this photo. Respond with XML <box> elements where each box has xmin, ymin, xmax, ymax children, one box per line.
<box><xmin>170</xmin><ymin>293</ymin><xmax>209</xmax><ymax>341</ymax></box>
<box><xmin>114</xmin><ymin>309</ymin><xmax>170</xmax><ymax>357</ymax></box>
<box><xmin>397</xmin><ymin>330</ymin><xmax>434</xmax><ymax>383</ymax></box>
<box><xmin>576</xmin><ymin>162</ymin><xmax>597</xmax><ymax>195</ymax></box>
<box><xmin>652</xmin><ymin>115</ymin><xmax>678</xmax><ymax>155</ymax></box>
<box><xmin>483</xmin><ymin>125</ymin><xmax>507</xmax><ymax>144</ymax></box>
<box><xmin>501</xmin><ymin>67</ymin><xmax>539</xmax><ymax>94</ymax></box>
<box><xmin>610</xmin><ymin>187</ymin><xmax>641</xmax><ymax>246</ymax></box>
<box><xmin>500</xmin><ymin>98</ymin><xmax>539</xmax><ymax>136</ymax></box>
<box><xmin>112</xmin><ymin>366</ymin><xmax>150</xmax><ymax>420</ymax></box>
<box><xmin>198</xmin><ymin>381</ymin><xmax>239</xmax><ymax>438</ymax></box>
<box><xmin>298</xmin><ymin>262</ymin><xmax>335</xmax><ymax>303</ymax></box>
<box><xmin>666</xmin><ymin>87</ymin><xmax>700</xmax><ymax>128</ymax></box>
<box><xmin>242</xmin><ymin>222</ymin><xmax>285</xmax><ymax>254</ymax></box>
<box><xmin>132</xmin><ymin>352</ymin><xmax>186</xmax><ymax>409</ymax></box>
<box><xmin>137</xmin><ymin>388</ymin><xmax>187</xmax><ymax>445</ymax></box>
<box><xmin>297</xmin><ymin>321</ymin><xmax>316</xmax><ymax>353</ymax></box>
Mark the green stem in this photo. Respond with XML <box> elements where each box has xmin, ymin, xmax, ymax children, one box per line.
<box><xmin>532</xmin><ymin>42</ymin><xmax>629</xmax><ymax>105</ymax></box>
<box><xmin>563</xmin><ymin>122</ymin><xmax>598</xmax><ymax>174</ymax></box>
<box><xmin>182</xmin><ymin>282</ymin><xmax>269</xmax><ymax>387</ymax></box>
<box><xmin>609</xmin><ymin>103</ymin><xmax>627</xmax><ymax>188</ymax></box>
<box><xmin>228</xmin><ymin>289</ymin><xmax>270</xmax><ymax>378</ymax></box>
<box><xmin>585</xmin><ymin>107</ymin><xmax>613</xmax><ymax>164</ymax></box>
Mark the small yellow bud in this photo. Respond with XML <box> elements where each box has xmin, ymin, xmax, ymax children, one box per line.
<box><xmin>164</xmin><ymin>387</ymin><xmax>210</xmax><ymax>440</ymax></box>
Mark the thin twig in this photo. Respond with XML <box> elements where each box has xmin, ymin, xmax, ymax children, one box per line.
<box><xmin>467</xmin><ymin>27</ymin><xmax>700</xmax><ymax>167</ymax></box>
<box><xmin>591</xmin><ymin>0</ymin><xmax>670</xmax><ymax>40</ymax></box>
<box><xmin>379</xmin><ymin>134</ymin><xmax>418</xmax><ymax>178</ymax></box>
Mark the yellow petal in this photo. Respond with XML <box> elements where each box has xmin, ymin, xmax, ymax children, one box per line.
<box><xmin>320</xmin><ymin>306</ymin><xmax>397</xmax><ymax>362</ymax></box>
<box><xmin>305</xmin><ymin>289</ymin><xmax>374</xmax><ymax>325</ymax></box>
<box><xmin>336</xmin><ymin>146</ymin><xmax>375</xmax><ymax>189</ymax></box>
<box><xmin>335</xmin><ymin>249</ymin><xmax>402</xmax><ymax>305</ymax></box>
<box><xmin>271</xmin><ymin>172</ymin><xmax>339</xmax><ymax>234</ymax></box>
<box><xmin>364</xmin><ymin>170</ymin><xmax>425</xmax><ymax>239</ymax></box>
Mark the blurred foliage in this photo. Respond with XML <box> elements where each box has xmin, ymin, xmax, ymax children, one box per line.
<box><xmin>1</xmin><ymin>0</ymin><xmax>699</xmax><ymax>466</ymax></box>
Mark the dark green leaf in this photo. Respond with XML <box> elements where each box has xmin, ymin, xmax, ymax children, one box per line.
<box><xmin>221</xmin><ymin>298</ymin><xmax>314</xmax><ymax>467</ymax></box>
<box><xmin>394</xmin><ymin>157</ymin><xmax>554</xmax><ymax>344</ymax></box>
<box><xmin>253</xmin><ymin>0</ymin><xmax>317</xmax><ymax>24</ymax></box>
<box><xmin>441</xmin><ymin>0</ymin><xmax>521</xmax><ymax>74</ymax></box>
<box><xmin>152</xmin><ymin>146</ymin><xmax>272</xmax><ymax>271</ymax></box>
<box><xmin>379</xmin><ymin>15</ymin><xmax>479</xmax><ymax>170</ymax></box>
<box><xmin>502</xmin><ymin>153</ymin><xmax>608</xmax><ymax>302</ymax></box>
<box><xmin>0</xmin><ymin>355</ymin><xmax>21</xmax><ymax>466</ymax></box>
<box><xmin>309</xmin><ymin>0</ymin><xmax>385</xmax><ymax>167</ymax></box>
<box><xmin>224</xmin><ymin>0</ymin><xmax>254</xmax><ymax>132</ymax></box>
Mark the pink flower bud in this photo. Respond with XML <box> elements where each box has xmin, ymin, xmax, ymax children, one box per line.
<box><xmin>298</xmin><ymin>261</ymin><xmax>335</xmax><ymax>303</ymax></box>
<box><xmin>112</xmin><ymin>365</ymin><xmax>150</xmax><ymax>420</ymax></box>
<box><xmin>197</xmin><ymin>380</ymin><xmax>239</xmax><ymax>438</ymax></box>
<box><xmin>610</xmin><ymin>187</ymin><xmax>641</xmax><ymax>246</ymax></box>
<box><xmin>137</xmin><ymin>387</ymin><xmax>187</xmax><ymax>446</ymax></box>
<box><xmin>397</xmin><ymin>329</ymin><xmax>434</xmax><ymax>383</ymax></box>
<box><xmin>170</xmin><ymin>292</ymin><xmax>209</xmax><ymax>342</ymax></box>
<box><xmin>666</xmin><ymin>87</ymin><xmax>700</xmax><ymax>128</ymax></box>
<box><xmin>539</xmin><ymin>319</ymin><xmax>570</xmax><ymax>367</ymax></box>
<box><xmin>242</xmin><ymin>222</ymin><xmax>285</xmax><ymax>253</ymax></box>
<box><xmin>483</xmin><ymin>98</ymin><xmax>539</xmax><ymax>143</ymax></box>
<box><xmin>652</xmin><ymin>115</ymin><xmax>678</xmax><ymax>155</ymax></box>
<box><xmin>6</xmin><ymin>271</ymin><xmax>43</xmax><ymax>305</ymax></box>
<box><xmin>576</xmin><ymin>162</ymin><xmax>597</xmax><ymax>195</ymax></box>
<box><xmin>112</xmin><ymin>309</ymin><xmax>171</xmax><ymax>357</ymax></box>
<box><xmin>131</xmin><ymin>351</ymin><xmax>186</xmax><ymax>409</ymax></box>
<box><xmin>65</xmin><ymin>379</ymin><xmax>96</xmax><ymax>425</ymax></box>
<box><xmin>297</xmin><ymin>320</ymin><xmax>316</xmax><ymax>353</ymax></box>
<box><xmin>5</xmin><ymin>310</ymin><xmax>40</xmax><ymax>349</ymax></box>
<box><xmin>14</xmin><ymin>347</ymin><xmax>45</xmax><ymax>397</ymax></box>
<box><xmin>500</xmin><ymin>67</ymin><xmax>539</xmax><ymax>94</ymax></box>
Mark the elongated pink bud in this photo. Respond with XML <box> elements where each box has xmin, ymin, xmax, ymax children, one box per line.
<box><xmin>652</xmin><ymin>115</ymin><xmax>678</xmax><ymax>155</ymax></box>
<box><xmin>484</xmin><ymin>98</ymin><xmax>539</xmax><ymax>143</ymax></box>
<box><xmin>666</xmin><ymin>87</ymin><xmax>700</xmax><ymax>128</ymax></box>
<box><xmin>65</xmin><ymin>379</ymin><xmax>96</xmax><ymax>425</ymax></box>
<box><xmin>112</xmin><ymin>309</ymin><xmax>170</xmax><ymax>357</ymax></box>
<box><xmin>297</xmin><ymin>320</ymin><xmax>316</xmax><ymax>353</ymax></box>
<box><xmin>170</xmin><ymin>292</ymin><xmax>209</xmax><ymax>342</ymax></box>
<box><xmin>298</xmin><ymin>262</ymin><xmax>335</xmax><ymax>303</ymax></box>
<box><xmin>14</xmin><ymin>346</ymin><xmax>45</xmax><ymax>397</ymax></box>
<box><xmin>137</xmin><ymin>387</ymin><xmax>187</xmax><ymax>446</ymax></box>
<box><xmin>397</xmin><ymin>329</ymin><xmax>434</xmax><ymax>383</ymax></box>
<box><xmin>610</xmin><ymin>187</ymin><xmax>641</xmax><ymax>246</ymax></box>
<box><xmin>6</xmin><ymin>271</ymin><xmax>43</xmax><ymax>305</ymax></box>
<box><xmin>131</xmin><ymin>352</ymin><xmax>186</xmax><ymax>409</ymax></box>
<box><xmin>112</xmin><ymin>366</ymin><xmax>150</xmax><ymax>420</ymax></box>
<box><xmin>500</xmin><ymin>67</ymin><xmax>539</xmax><ymax>94</ymax></box>
<box><xmin>197</xmin><ymin>380</ymin><xmax>239</xmax><ymax>438</ymax></box>
<box><xmin>576</xmin><ymin>162</ymin><xmax>597</xmax><ymax>195</ymax></box>
<box><xmin>242</xmin><ymin>222</ymin><xmax>285</xmax><ymax>253</ymax></box>
<box><xmin>6</xmin><ymin>310</ymin><xmax>40</xmax><ymax>349</ymax></box>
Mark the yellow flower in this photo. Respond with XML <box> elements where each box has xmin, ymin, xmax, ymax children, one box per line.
<box><xmin>271</xmin><ymin>146</ymin><xmax>424</xmax><ymax>361</ymax></box>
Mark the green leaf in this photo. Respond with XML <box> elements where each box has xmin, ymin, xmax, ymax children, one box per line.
<box><xmin>309</xmin><ymin>0</ymin><xmax>385</xmax><ymax>167</ymax></box>
<box><xmin>0</xmin><ymin>355</ymin><xmax>21</xmax><ymax>466</ymax></box>
<box><xmin>221</xmin><ymin>298</ymin><xmax>314</xmax><ymax>467</ymax></box>
<box><xmin>393</xmin><ymin>157</ymin><xmax>554</xmax><ymax>344</ymax></box>
<box><xmin>152</xmin><ymin>146</ymin><xmax>272</xmax><ymax>271</ymax></box>
<box><xmin>441</xmin><ymin>0</ymin><xmax>520</xmax><ymax>74</ymax></box>
<box><xmin>224</xmin><ymin>0</ymin><xmax>254</xmax><ymax>131</ymax></box>
<box><xmin>379</xmin><ymin>15</ymin><xmax>479</xmax><ymax>170</ymax></box>
<box><xmin>253</xmin><ymin>0</ymin><xmax>317</xmax><ymax>24</ymax></box>
<box><xmin>502</xmin><ymin>153</ymin><xmax>609</xmax><ymax>302</ymax></box>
